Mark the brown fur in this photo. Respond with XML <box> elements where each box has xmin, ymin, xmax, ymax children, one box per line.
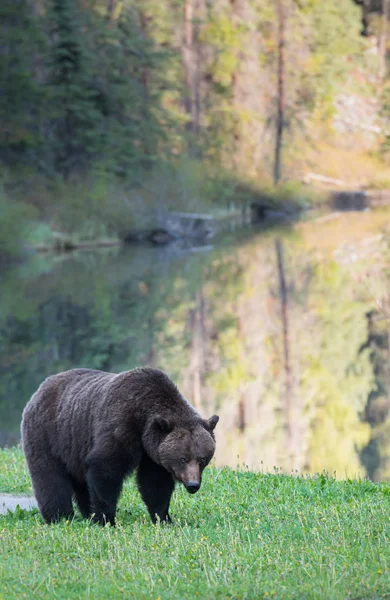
<box><xmin>21</xmin><ymin>367</ymin><xmax>218</xmax><ymax>525</ymax></box>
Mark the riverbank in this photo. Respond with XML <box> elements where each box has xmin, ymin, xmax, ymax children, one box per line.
<box><xmin>3</xmin><ymin>158</ymin><xmax>390</xmax><ymax>259</ymax></box>
<box><xmin>21</xmin><ymin>188</ymin><xmax>390</xmax><ymax>257</ymax></box>
<box><xmin>1</xmin><ymin>173</ymin><xmax>322</xmax><ymax>259</ymax></box>
<box><xmin>1</xmin><ymin>448</ymin><xmax>389</xmax><ymax>599</ymax></box>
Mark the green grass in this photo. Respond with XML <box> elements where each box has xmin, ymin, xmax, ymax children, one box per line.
<box><xmin>1</xmin><ymin>448</ymin><xmax>390</xmax><ymax>599</ymax></box>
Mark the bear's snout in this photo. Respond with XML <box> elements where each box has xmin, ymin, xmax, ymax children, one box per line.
<box><xmin>185</xmin><ymin>481</ymin><xmax>200</xmax><ymax>494</ymax></box>
<box><xmin>180</xmin><ymin>460</ymin><xmax>201</xmax><ymax>493</ymax></box>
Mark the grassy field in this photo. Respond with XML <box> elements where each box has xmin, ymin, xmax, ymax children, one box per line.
<box><xmin>0</xmin><ymin>448</ymin><xmax>390</xmax><ymax>599</ymax></box>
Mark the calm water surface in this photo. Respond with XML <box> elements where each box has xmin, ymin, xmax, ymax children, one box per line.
<box><xmin>1</xmin><ymin>209</ymin><xmax>390</xmax><ymax>480</ymax></box>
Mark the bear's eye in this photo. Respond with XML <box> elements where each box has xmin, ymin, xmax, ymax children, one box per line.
<box><xmin>199</xmin><ymin>457</ymin><xmax>207</xmax><ymax>465</ymax></box>
<box><xmin>179</xmin><ymin>457</ymin><xmax>188</xmax><ymax>464</ymax></box>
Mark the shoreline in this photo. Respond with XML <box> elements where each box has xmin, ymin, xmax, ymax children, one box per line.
<box><xmin>0</xmin><ymin>493</ymin><xmax>37</xmax><ymax>515</ymax></box>
<box><xmin>26</xmin><ymin>188</ymin><xmax>390</xmax><ymax>255</ymax></box>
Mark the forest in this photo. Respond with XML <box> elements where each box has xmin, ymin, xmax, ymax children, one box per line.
<box><xmin>1</xmin><ymin>0</ymin><xmax>390</xmax><ymax>254</ymax></box>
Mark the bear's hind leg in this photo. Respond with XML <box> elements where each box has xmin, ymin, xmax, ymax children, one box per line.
<box><xmin>136</xmin><ymin>453</ymin><xmax>175</xmax><ymax>524</ymax></box>
<box><xmin>71</xmin><ymin>478</ymin><xmax>91</xmax><ymax>519</ymax></box>
<box><xmin>29</xmin><ymin>458</ymin><xmax>74</xmax><ymax>524</ymax></box>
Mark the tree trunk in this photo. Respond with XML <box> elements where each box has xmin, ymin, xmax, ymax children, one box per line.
<box><xmin>360</xmin><ymin>0</ymin><xmax>371</xmax><ymax>36</ymax></box>
<box><xmin>275</xmin><ymin>240</ymin><xmax>293</xmax><ymax>450</ymax></box>
<box><xmin>379</xmin><ymin>0</ymin><xmax>389</xmax><ymax>79</ymax></box>
<box><xmin>274</xmin><ymin>0</ymin><xmax>287</xmax><ymax>185</ymax></box>
<box><xmin>188</xmin><ymin>289</ymin><xmax>205</xmax><ymax>409</ymax></box>
<box><xmin>238</xmin><ymin>393</ymin><xmax>246</xmax><ymax>433</ymax></box>
<box><xmin>183</xmin><ymin>0</ymin><xmax>195</xmax><ymax>132</ymax></box>
<box><xmin>182</xmin><ymin>0</ymin><xmax>205</xmax><ymax>147</ymax></box>
<box><xmin>230</xmin><ymin>0</ymin><xmax>239</xmax><ymax>170</ymax></box>
<box><xmin>193</xmin><ymin>0</ymin><xmax>205</xmax><ymax>137</ymax></box>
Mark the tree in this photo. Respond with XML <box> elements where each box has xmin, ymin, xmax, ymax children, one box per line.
<box><xmin>0</xmin><ymin>0</ymin><xmax>44</xmax><ymax>168</ymax></box>
<box><xmin>275</xmin><ymin>239</ymin><xmax>295</xmax><ymax>459</ymax></box>
<box><xmin>274</xmin><ymin>0</ymin><xmax>287</xmax><ymax>184</ymax></box>
<box><xmin>46</xmin><ymin>0</ymin><xmax>104</xmax><ymax>177</ymax></box>
<box><xmin>379</xmin><ymin>0</ymin><xmax>389</xmax><ymax>79</ymax></box>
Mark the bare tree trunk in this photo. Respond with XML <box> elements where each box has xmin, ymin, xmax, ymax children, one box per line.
<box><xmin>274</xmin><ymin>0</ymin><xmax>287</xmax><ymax>185</ymax></box>
<box><xmin>275</xmin><ymin>240</ymin><xmax>293</xmax><ymax>449</ymax></box>
<box><xmin>188</xmin><ymin>289</ymin><xmax>205</xmax><ymax>409</ymax></box>
<box><xmin>237</xmin><ymin>393</ymin><xmax>246</xmax><ymax>433</ymax></box>
<box><xmin>183</xmin><ymin>0</ymin><xmax>195</xmax><ymax>132</ymax></box>
<box><xmin>193</xmin><ymin>0</ymin><xmax>206</xmax><ymax>137</ymax></box>
<box><xmin>182</xmin><ymin>0</ymin><xmax>205</xmax><ymax>147</ymax></box>
<box><xmin>236</xmin><ymin>309</ymin><xmax>246</xmax><ymax>434</ymax></box>
<box><xmin>230</xmin><ymin>0</ymin><xmax>240</xmax><ymax>170</ymax></box>
<box><xmin>379</xmin><ymin>0</ymin><xmax>389</xmax><ymax>79</ymax></box>
<box><xmin>360</xmin><ymin>0</ymin><xmax>371</xmax><ymax>36</ymax></box>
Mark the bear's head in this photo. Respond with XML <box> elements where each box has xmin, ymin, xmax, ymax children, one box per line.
<box><xmin>152</xmin><ymin>415</ymin><xmax>219</xmax><ymax>493</ymax></box>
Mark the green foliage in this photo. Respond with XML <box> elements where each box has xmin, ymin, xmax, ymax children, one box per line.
<box><xmin>1</xmin><ymin>450</ymin><xmax>390</xmax><ymax>599</ymax></box>
<box><xmin>200</xmin><ymin>14</ymin><xmax>244</xmax><ymax>90</ymax></box>
<box><xmin>298</xmin><ymin>0</ymin><xmax>365</xmax><ymax>113</ymax></box>
<box><xmin>46</xmin><ymin>0</ymin><xmax>104</xmax><ymax>176</ymax></box>
<box><xmin>50</xmin><ymin>176</ymin><xmax>134</xmax><ymax>238</ymax></box>
<box><xmin>0</xmin><ymin>185</ymin><xmax>36</xmax><ymax>257</ymax></box>
<box><xmin>0</xmin><ymin>0</ymin><xmax>45</xmax><ymax>161</ymax></box>
<box><xmin>1</xmin><ymin>0</ymin><xmax>173</xmax><ymax>181</ymax></box>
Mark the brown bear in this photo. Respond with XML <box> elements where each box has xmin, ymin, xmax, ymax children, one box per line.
<box><xmin>21</xmin><ymin>367</ymin><xmax>219</xmax><ymax>526</ymax></box>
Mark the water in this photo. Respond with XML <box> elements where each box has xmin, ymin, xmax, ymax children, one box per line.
<box><xmin>1</xmin><ymin>208</ymin><xmax>390</xmax><ymax>480</ymax></box>
<box><xmin>0</xmin><ymin>494</ymin><xmax>37</xmax><ymax>515</ymax></box>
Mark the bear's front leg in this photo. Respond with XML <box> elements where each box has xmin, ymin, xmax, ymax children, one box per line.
<box><xmin>136</xmin><ymin>453</ymin><xmax>175</xmax><ymax>524</ymax></box>
<box><xmin>86</xmin><ymin>454</ymin><xmax>125</xmax><ymax>526</ymax></box>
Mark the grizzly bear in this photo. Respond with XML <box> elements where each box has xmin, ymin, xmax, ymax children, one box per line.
<box><xmin>21</xmin><ymin>367</ymin><xmax>219</xmax><ymax>526</ymax></box>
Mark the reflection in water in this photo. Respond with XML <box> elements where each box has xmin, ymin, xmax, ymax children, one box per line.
<box><xmin>1</xmin><ymin>210</ymin><xmax>390</xmax><ymax>480</ymax></box>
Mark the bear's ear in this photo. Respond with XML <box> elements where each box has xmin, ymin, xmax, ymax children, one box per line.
<box><xmin>154</xmin><ymin>416</ymin><xmax>173</xmax><ymax>434</ymax></box>
<box><xmin>206</xmin><ymin>415</ymin><xmax>219</xmax><ymax>431</ymax></box>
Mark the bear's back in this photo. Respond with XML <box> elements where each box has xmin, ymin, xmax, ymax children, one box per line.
<box><xmin>21</xmin><ymin>369</ymin><xmax>116</xmax><ymax>477</ymax></box>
